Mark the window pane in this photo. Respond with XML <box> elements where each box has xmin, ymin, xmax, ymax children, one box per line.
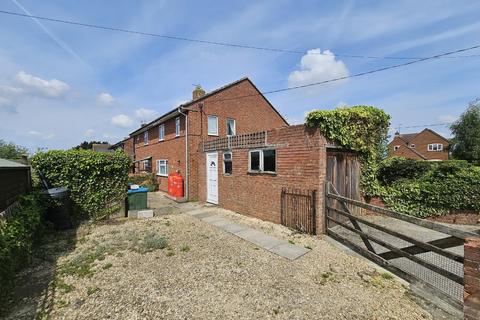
<box><xmin>263</xmin><ymin>150</ymin><xmax>276</xmax><ymax>172</ymax></box>
<box><xmin>208</xmin><ymin>116</ymin><xmax>218</xmax><ymax>134</ymax></box>
<box><xmin>250</xmin><ymin>151</ymin><xmax>260</xmax><ymax>171</ymax></box>
<box><xmin>224</xmin><ymin>161</ymin><xmax>232</xmax><ymax>174</ymax></box>
<box><xmin>175</xmin><ymin>118</ymin><xmax>180</xmax><ymax>136</ymax></box>
<box><xmin>224</xmin><ymin>153</ymin><xmax>232</xmax><ymax>160</ymax></box>
<box><xmin>227</xmin><ymin>119</ymin><xmax>235</xmax><ymax>135</ymax></box>
<box><xmin>159</xmin><ymin>125</ymin><xmax>164</xmax><ymax>140</ymax></box>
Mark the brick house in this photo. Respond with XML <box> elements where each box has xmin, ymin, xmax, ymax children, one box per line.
<box><xmin>116</xmin><ymin>77</ymin><xmax>288</xmax><ymax>200</ymax></box>
<box><xmin>388</xmin><ymin>128</ymin><xmax>450</xmax><ymax>160</ymax></box>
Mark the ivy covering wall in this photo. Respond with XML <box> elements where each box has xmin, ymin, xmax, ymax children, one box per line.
<box><xmin>306</xmin><ymin>106</ymin><xmax>390</xmax><ymax>196</ymax></box>
<box><xmin>31</xmin><ymin>150</ymin><xmax>131</xmax><ymax>220</ymax></box>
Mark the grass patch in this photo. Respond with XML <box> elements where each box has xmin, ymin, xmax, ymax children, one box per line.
<box><xmin>381</xmin><ymin>272</ymin><xmax>394</xmax><ymax>280</ymax></box>
<box><xmin>180</xmin><ymin>245</ymin><xmax>190</xmax><ymax>252</ymax></box>
<box><xmin>54</xmin><ymin>278</ymin><xmax>74</xmax><ymax>293</ymax></box>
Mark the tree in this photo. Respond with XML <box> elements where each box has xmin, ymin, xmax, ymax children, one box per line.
<box><xmin>73</xmin><ymin>141</ymin><xmax>109</xmax><ymax>150</ymax></box>
<box><xmin>0</xmin><ymin>139</ymin><xmax>29</xmax><ymax>160</ymax></box>
<box><xmin>450</xmin><ymin>99</ymin><xmax>480</xmax><ymax>163</ymax></box>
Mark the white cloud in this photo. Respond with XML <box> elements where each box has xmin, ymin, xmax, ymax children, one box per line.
<box><xmin>16</xmin><ymin>71</ymin><xmax>70</xmax><ymax>98</ymax></box>
<box><xmin>134</xmin><ymin>107</ymin><xmax>158</xmax><ymax>120</ymax></box>
<box><xmin>111</xmin><ymin>114</ymin><xmax>134</xmax><ymax>128</ymax></box>
<box><xmin>84</xmin><ymin>128</ymin><xmax>95</xmax><ymax>137</ymax></box>
<box><xmin>97</xmin><ymin>92</ymin><xmax>114</xmax><ymax>105</ymax></box>
<box><xmin>437</xmin><ymin>115</ymin><xmax>458</xmax><ymax>123</ymax></box>
<box><xmin>28</xmin><ymin>130</ymin><xmax>55</xmax><ymax>139</ymax></box>
<box><xmin>288</xmin><ymin>49</ymin><xmax>349</xmax><ymax>91</ymax></box>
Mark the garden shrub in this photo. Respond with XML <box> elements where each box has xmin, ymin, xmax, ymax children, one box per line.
<box><xmin>31</xmin><ymin>150</ymin><xmax>131</xmax><ymax>220</ymax></box>
<box><xmin>306</xmin><ymin>106</ymin><xmax>390</xmax><ymax>196</ymax></box>
<box><xmin>379</xmin><ymin>158</ymin><xmax>480</xmax><ymax>217</ymax></box>
<box><xmin>0</xmin><ymin>194</ymin><xmax>46</xmax><ymax>302</ymax></box>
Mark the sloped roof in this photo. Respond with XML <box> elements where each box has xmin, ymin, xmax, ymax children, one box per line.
<box><xmin>127</xmin><ymin>77</ymin><xmax>288</xmax><ymax>137</ymax></box>
<box><xmin>396</xmin><ymin>128</ymin><xmax>449</xmax><ymax>144</ymax></box>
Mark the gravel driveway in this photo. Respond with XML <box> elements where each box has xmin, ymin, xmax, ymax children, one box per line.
<box><xmin>4</xmin><ymin>196</ymin><xmax>434</xmax><ymax>320</ymax></box>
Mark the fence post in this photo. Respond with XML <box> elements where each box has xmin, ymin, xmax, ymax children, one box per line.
<box><xmin>464</xmin><ymin>237</ymin><xmax>480</xmax><ymax>319</ymax></box>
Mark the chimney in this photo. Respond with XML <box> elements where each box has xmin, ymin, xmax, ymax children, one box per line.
<box><xmin>140</xmin><ymin>123</ymin><xmax>147</xmax><ymax>127</ymax></box>
<box><xmin>192</xmin><ymin>85</ymin><xmax>205</xmax><ymax>100</ymax></box>
<box><xmin>394</xmin><ymin>131</ymin><xmax>400</xmax><ymax>136</ymax></box>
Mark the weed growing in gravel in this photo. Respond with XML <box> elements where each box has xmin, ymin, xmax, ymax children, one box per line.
<box><xmin>54</xmin><ymin>278</ymin><xmax>74</xmax><ymax>293</ymax></box>
<box><xmin>138</xmin><ymin>232</ymin><xmax>168</xmax><ymax>253</ymax></box>
<box><xmin>166</xmin><ymin>247</ymin><xmax>175</xmax><ymax>257</ymax></box>
<box><xmin>288</xmin><ymin>240</ymin><xmax>295</xmax><ymax>245</ymax></box>
<box><xmin>87</xmin><ymin>287</ymin><xmax>100</xmax><ymax>295</ymax></box>
<box><xmin>102</xmin><ymin>263</ymin><xmax>113</xmax><ymax>270</ymax></box>
<box><xmin>180</xmin><ymin>245</ymin><xmax>190</xmax><ymax>252</ymax></box>
<box><xmin>165</xmin><ymin>221</ymin><xmax>171</xmax><ymax>227</ymax></box>
<box><xmin>381</xmin><ymin>272</ymin><xmax>394</xmax><ymax>280</ymax></box>
<box><xmin>304</xmin><ymin>245</ymin><xmax>312</xmax><ymax>250</ymax></box>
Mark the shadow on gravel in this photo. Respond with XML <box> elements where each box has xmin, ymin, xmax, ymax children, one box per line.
<box><xmin>1</xmin><ymin>228</ymin><xmax>80</xmax><ymax>320</ymax></box>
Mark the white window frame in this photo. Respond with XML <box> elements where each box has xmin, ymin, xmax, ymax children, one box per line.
<box><xmin>175</xmin><ymin>117</ymin><xmax>181</xmax><ymax>137</ymax></box>
<box><xmin>207</xmin><ymin>115</ymin><xmax>218</xmax><ymax>136</ymax></box>
<box><xmin>156</xmin><ymin>159</ymin><xmax>168</xmax><ymax>177</ymax></box>
<box><xmin>410</xmin><ymin>144</ymin><xmax>415</xmax><ymax>149</ymax></box>
<box><xmin>393</xmin><ymin>145</ymin><xmax>400</xmax><ymax>151</ymax></box>
<box><xmin>159</xmin><ymin>124</ymin><xmax>165</xmax><ymax>141</ymax></box>
<box><xmin>428</xmin><ymin>143</ymin><xmax>443</xmax><ymax>151</ymax></box>
<box><xmin>223</xmin><ymin>152</ymin><xmax>232</xmax><ymax>175</ymax></box>
<box><xmin>226</xmin><ymin>118</ymin><xmax>236</xmax><ymax>136</ymax></box>
<box><xmin>248</xmin><ymin>149</ymin><xmax>276</xmax><ymax>173</ymax></box>
<box><xmin>144</xmin><ymin>131</ymin><xmax>149</xmax><ymax>145</ymax></box>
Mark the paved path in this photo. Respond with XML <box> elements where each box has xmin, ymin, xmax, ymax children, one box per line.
<box><xmin>184</xmin><ymin>208</ymin><xmax>309</xmax><ymax>260</ymax></box>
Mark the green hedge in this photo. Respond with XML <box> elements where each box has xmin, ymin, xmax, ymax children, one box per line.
<box><xmin>31</xmin><ymin>150</ymin><xmax>131</xmax><ymax>220</ymax></box>
<box><xmin>379</xmin><ymin>158</ymin><xmax>480</xmax><ymax>217</ymax></box>
<box><xmin>0</xmin><ymin>194</ymin><xmax>46</xmax><ymax>302</ymax></box>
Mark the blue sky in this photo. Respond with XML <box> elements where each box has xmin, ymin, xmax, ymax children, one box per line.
<box><xmin>0</xmin><ymin>0</ymin><xmax>479</xmax><ymax>151</ymax></box>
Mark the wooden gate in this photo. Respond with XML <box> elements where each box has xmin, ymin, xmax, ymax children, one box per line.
<box><xmin>326</xmin><ymin>149</ymin><xmax>361</xmax><ymax>216</ymax></box>
<box><xmin>325</xmin><ymin>181</ymin><xmax>479</xmax><ymax>311</ymax></box>
<box><xmin>280</xmin><ymin>188</ymin><xmax>316</xmax><ymax>234</ymax></box>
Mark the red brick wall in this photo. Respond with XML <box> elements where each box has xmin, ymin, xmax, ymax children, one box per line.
<box><xmin>134</xmin><ymin>116</ymin><xmax>186</xmax><ymax>192</ymax></box>
<box><xmin>464</xmin><ymin>237</ymin><xmax>480</xmax><ymax>319</ymax></box>
<box><xmin>198</xmin><ymin>125</ymin><xmax>327</xmax><ymax>234</ymax></box>
<box><xmin>131</xmin><ymin>79</ymin><xmax>288</xmax><ymax>199</ymax></box>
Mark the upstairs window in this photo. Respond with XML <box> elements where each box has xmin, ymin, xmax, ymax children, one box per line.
<box><xmin>159</xmin><ymin>124</ymin><xmax>165</xmax><ymax>141</ymax></box>
<box><xmin>157</xmin><ymin>159</ymin><xmax>168</xmax><ymax>176</ymax></box>
<box><xmin>227</xmin><ymin>118</ymin><xmax>236</xmax><ymax>136</ymax></box>
<box><xmin>175</xmin><ymin>117</ymin><xmax>181</xmax><ymax>137</ymax></box>
<box><xmin>144</xmin><ymin>131</ymin><xmax>149</xmax><ymax>145</ymax></box>
<box><xmin>248</xmin><ymin>149</ymin><xmax>276</xmax><ymax>173</ymax></box>
<box><xmin>428</xmin><ymin>143</ymin><xmax>443</xmax><ymax>151</ymax></box>
<box><xmin>208</xmin><ymin>115</ymin><xmax>218</xmax><ymax>135</ymax></box>
<box><xmin>393</xmin><ymin>145</ymin><xmax>400</xmax><ymax>151</ymax></box>
<box><xmin>223</xmin><ymin>152</ymin><xmax>232</xmax><ymax>174</ymax></box>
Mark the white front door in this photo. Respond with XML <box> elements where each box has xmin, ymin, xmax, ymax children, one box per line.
<box><xmin>206</xmin><ymin>152</ymin><xmax>218</xmax><ymax>204</ymax></box>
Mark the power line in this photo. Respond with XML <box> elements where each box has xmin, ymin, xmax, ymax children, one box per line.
<box><xmin>1</xmin><ymin>9</ymin><xmax>480</xmax><ymax>60</ymax></box>
<box><xmin>207</xmin><ymin>43</ymin><xmax>480</xmax><ymax>102</ymax></box>
<box><xmin>393</xmin><ymin>122</ymin><xmax>453</xmax><ymax>129</ymax></box>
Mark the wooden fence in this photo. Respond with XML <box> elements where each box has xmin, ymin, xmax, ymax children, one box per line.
<box><xmin>0</xmin><ymin>164</ymin><xmax>32</xmax><ymax>213</ymax></box>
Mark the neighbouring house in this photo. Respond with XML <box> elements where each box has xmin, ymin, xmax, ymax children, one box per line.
<box><xmin>113</xmin><ymin>77</ymin><xmax>288</xmax><ymax>201</ymax></box>
<box><xmin>388</xmin><ymin>128</ymin><xmax>450</xmax><ymax>161</ymax></box>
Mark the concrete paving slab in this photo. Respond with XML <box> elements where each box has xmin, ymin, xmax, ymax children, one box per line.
<box><xmin>185</xmin><ymin>208</ymin><xmax>214</xmax><ymax>216</ymax></box>
<box><xmin>203</xmin><ymin>217</ymin><xmax>232</xmax><ymax>228</ymax></box>
<box><xmin>194</xmin><ymin>211</ymin><xmax>216</xmax><ymax>219</ymax></box>
<box><xmin>218</xmin><ymin>222</ymin><xmax>250</xmax><ymax>234</ymax></box>
<box><xmin>269</xmin><ymin>243</ymin><xmax>309</xmax><ymax>260</ymax></box>
<box><xmin>235</xmin><ymin>228</ymin><xmax>285</xmax><ymax>250</ymax></box>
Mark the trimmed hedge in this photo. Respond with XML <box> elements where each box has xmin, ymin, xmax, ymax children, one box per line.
<box><xmin>378</xmin><ymin>157</ymin><xmax>480</xmax><ymax>217</ymax></box>
<box><xmin>31</xmin><ymin>150</ymin><xmax>131</xmax><ymax>220</ymax></box>
<box><xmin>0</xmin><ymin>194</ymin><xmax>46</xmax><ymax>302</ymax></box>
